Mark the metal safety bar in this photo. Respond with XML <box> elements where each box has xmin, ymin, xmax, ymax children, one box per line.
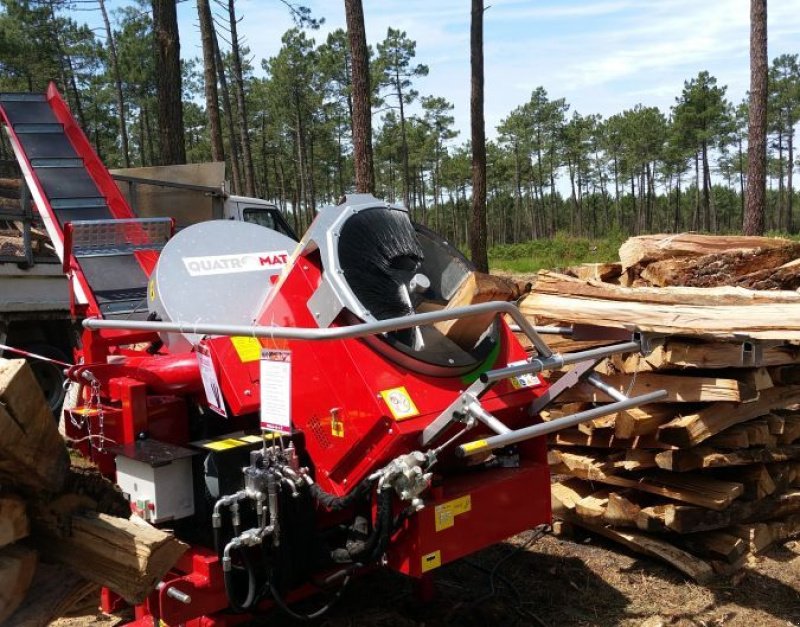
<box><xmin>455</xmin><ymin>389</ymin><xmax>667</xmax><ymax>458</ymax></box>
<box><xmin>83</xmin><ymin>300</ymin><xmax>556</xmax><ymax>356</ymax></box>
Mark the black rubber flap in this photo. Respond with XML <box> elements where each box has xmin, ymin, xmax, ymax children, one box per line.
<box><xmin>53</xmin><ymin>204</ymin><xmax>113</xmax><ymax>225</ymax></box>
<box><xmin>35</xmin><ymin>166</ymin><xmax>100</xmax><ymax>199</ymax></box>
<box><xmin>17</xmin><ymin>132</ymin><xmax>77</xmax><ymax>159</ymax></box>
<box><xmin>78</xmin><ymin>255</ymin><xmax>148</xmax><ymax>315</ymax></box>
<box><xmin>338</xmin><ymin>207</ymin><xmax>423</xmax><ymax>320</ymax></box>
<box><xmin>1</xmin><ymin>101</ymin><xmax>58</xmax><ymax>125</ymax></box>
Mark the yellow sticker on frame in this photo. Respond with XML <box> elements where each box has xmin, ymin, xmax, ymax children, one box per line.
<box><xmin>379</xmin><ymin>386</ymin><xmax>420</xmax><ymax>421</ymax></box>
<box><xmin>420</xmin><ymin>550</ymin><xmax>442</xmax><ymax>573</ymax></box>
<box><xmin>231</xmin><ymin>336</ymin><xmax>262</xmax><ymax>362</ymax></box>
<box><xmin>434</xmin><ymin>495</ymin><xmax>472</xmax><ymax>532</ymax></box>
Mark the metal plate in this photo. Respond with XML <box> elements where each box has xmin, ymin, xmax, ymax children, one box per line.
<box><xmin>150</xmin><ymin>220</ymin><xmax>298</xmax><ymax>352</ymax></box>
<box><xmin>1</xmin><ymin>101</ymin><xmax>59</xmax><ymax>125</ymax></box>
<box><xmin>16</xmin><ymin>132</ymin><xmax>77</xmax><ymax>159</ymax></box>
<box><xmin>35</xmin><ymin>166</ymin><xmax>100</xmax><ymax>199</ymax></box>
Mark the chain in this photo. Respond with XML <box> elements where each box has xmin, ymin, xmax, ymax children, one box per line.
<box><xmin>89</xmin><ymin>376</ymin><xmax>107</xmax><ymax>451</ymax></box>
<box><xmin>68</xmin><ymin>371</ymin><xmax>111</xmax><ymax>451</ymax></box>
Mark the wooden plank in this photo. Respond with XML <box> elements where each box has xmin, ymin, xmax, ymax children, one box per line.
<box><xmin>555</xmin><ymin>371</ymin><xmax>753</xmax><ymax>404</ymax></box>
<box><xmin>706</xmin><ymin>425</ymin><xmax>752</xmax><ymax>449</ymax></box>
<box><xmin>520</xmin><ymin>292</ymin><xmax>800</xmax><ymax>341</ymax></box>
<box><xmin>709</xmin><ymin>465</ymin><xmax>777</xmax><ymax>501</ymax></box>
<box><xmin>615</xmin><ymin>341</ymin><xmax>800</xmax><ymax>372</ymax></box>
<box><xmin>729</xmin><ymin>523</ymin><xmax>774</xmax><ymax>554</ymax></box>
<box><xmin>561</xmin><ymin>514</ymin><xmax>715</xmax><ymax>583</ymax></box>
<box><xmin>655</xmin><ymin>445</ymin><xmax>800</xmax><ymax>472</ymax></box>
<box><xmin>0</xmin><ymin>545</ymin><xmax>37</xmax><ymax>624</ymax></box>
<box><xmin>533</xmin><ymin>270</ymin><xmax>800</xmax><ymax>305</ymax></box>
<box><xmin>551</xmin><ymin>478</ymin><xmax>596</xmax><ymax>515</ymax></box>
<box><xmin>776</xmin><ymin>413</ymin><xmax>800</xmax><ymax>444</ymax></box>
<box><xmin>0</xmin><ymin>359</ymin><xmax>70</xmax><ymax>493</ymax></box>
<box><xmin>553</xmin><ymin>451</ymin><xmax>743</xmax><ymax>510</ymax></box>
<box><xmin>618</xmin><ymin>233</ymin><xmax>793</xmax><ymax>274</ymax></box>
<box><xmin>657</xmin><ymin>386</ymin><xmax>800</xmax><ymax>448</ymax></box>
<box><xmin>551</xmin><ymin>428</ymin><xmax>674</xmax><ymax>450</ymax></box>
<box><xmin>0</xmin><ymin>496</ymin><xmax>28</xmax><ymax>549</ymax></box>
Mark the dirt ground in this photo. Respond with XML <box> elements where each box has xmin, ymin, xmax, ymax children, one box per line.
<box><xmin>52</xmin><ymin>528</ymin><xmax>800</xmax><ymax>627</ymax></box>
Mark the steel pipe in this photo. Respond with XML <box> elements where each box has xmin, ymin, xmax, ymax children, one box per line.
<box><xmin>455</xmin><ymin>389</ymin><xmax>667</xmax><ymax>457</ymax></box>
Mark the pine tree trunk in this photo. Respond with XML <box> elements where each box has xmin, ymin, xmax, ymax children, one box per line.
<box><xmin>212</xmin><ymin>28</ymin><xmax>242</xmax><ymax>194</ymax></box>
<box><xmin>469</xmin><ymin>0</ymin><xmax>488</xmax><ymax>273</ymax></box>
<box><xmin>789</xmin><ymin>124</ymin><xmax>795</xmax><ymax>233</ymax></box>
<box><xmin>197</xmin><ymin>0</ymin><xmax>224</xmax><ymax>163</ymax></box>
<box><xmin>99</xmin><ymin>0</ymin><xmax>130</xmax><ymax>167</ymax></box>
<box><xmin>744</xmin><ymin>0</ymin><xmax>767</xmax><ymax>235</ymax></box>
<box><xmin>344</xmin><ymin>0</ymin><xmax>375</xmax><ymax>194</ymax></box>
<box><xmin>152</xmin><ymin>0</ymin><xmax>186</xmax><ymax>165</ymax></box>
<box><xmin>227</xmin><ymin>0</ymin><xmax>256</xmax><ymax>196</ymax></box>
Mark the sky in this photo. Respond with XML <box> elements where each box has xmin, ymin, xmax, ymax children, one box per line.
<box><xmin>99</xmin><ymin>0</ymin><xmax>800</xmax><ymax>142</ymax></box>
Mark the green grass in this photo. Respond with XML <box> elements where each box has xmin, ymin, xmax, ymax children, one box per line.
<box><xmin>489</xmin><ymin>233</ymin><xmax>626</xmax><ymax>274</ymax></box>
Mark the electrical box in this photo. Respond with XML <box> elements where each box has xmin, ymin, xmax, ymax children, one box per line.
<box><xmin>114</xmin><ymin>440</ymin><xmax>197</xmax><ymax>524</ymax></box>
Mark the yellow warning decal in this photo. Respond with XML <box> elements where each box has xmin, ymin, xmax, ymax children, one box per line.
<box><xmin>331</xmin><ymin>414</ymin><xmax>344</xmax><ymax>438</ymax></box>
<box><xmin>421</xmin><ymin>550</ymin><xmax>442</xmax><ymax>573</ymax></box>
<box><xmin>231</xmin><ymin>336</ymin><xmax>262</xmax><ymax>362</ymax></box>
<box><xmin>461</xmin><ymin>439</ymin><xmax>489</xmax><ymax>454</ymax></box>
<box><xmin>239</xmin><ymin>434</ymin><xmax>264</xmax><ymax>444</ymax></box>
<box><xmin>434</xmin><ymin>495</ymin><xmax>472</xmax><ymax>532</ymax></box>
<box><xmin>203</xmin><ymin>438</ymin><xmax>246</xmax><ymax>451</ymax></box>
<box><xmin>148</xmin><ymin>279</ymin><xmax>156</xmax><ymax>302</ymax></box>
<box><xmin>379</xmin><ymin>386</ymin><xmax>420</xmax><ymax>421</ymax></box>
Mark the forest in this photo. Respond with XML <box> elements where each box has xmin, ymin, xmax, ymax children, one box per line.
<box><xmin>0</xmin><ymin>0</ymin><xmax>797</xmax><ymax>253</ymax></box>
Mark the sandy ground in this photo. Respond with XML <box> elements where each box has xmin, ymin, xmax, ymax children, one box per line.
<box><xmin>52</xmin><ymin>529</ymin><xmax>800</xmax><ymax>627</ymax></box>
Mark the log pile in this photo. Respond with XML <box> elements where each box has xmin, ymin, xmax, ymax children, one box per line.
<box><xmin>0</xmin><ymin>358</ymin><xmax>187</xmax><ymax>624</ymax></box>
<box><xmin>0</xmin><ymin>176</ymin><xmax>55</xmax><ymax>259</ymax></box>
<box><xmin>522</xmin><ymin>234</ymin><xmax>800</xmax><ymax>581</ymax></box>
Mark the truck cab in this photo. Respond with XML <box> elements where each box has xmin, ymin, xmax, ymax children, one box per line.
<box><xmin>225</xmin><ymin>195</ymin><xmax>297</xmax><ymax>240</ymax></box>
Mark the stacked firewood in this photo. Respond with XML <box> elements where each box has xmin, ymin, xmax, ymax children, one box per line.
<box><xmin>520</xmin><ymin>234</ymin><xmax>800</xmax><ymax>582</ymax></box>
<box><xmin>0</xmin><ymin>358</ymin><xmax>187</xmax><ymax>624</ymax></box>
<box><xmin>0</xmin><ymin>176</ymin><xmax>55</xmax><ymax>259</ymax></box>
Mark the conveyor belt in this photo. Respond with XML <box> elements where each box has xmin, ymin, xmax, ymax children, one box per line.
<box><xmin>0</xmin><ymin>89</ymin><xmax>166</xmax><ymax>319</ymax></box>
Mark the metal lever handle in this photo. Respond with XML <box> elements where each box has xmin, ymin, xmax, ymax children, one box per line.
<box><xmin>455</xmin><ymin>389</ymin><xmax>667</xmax><ymax>458</ymax></box>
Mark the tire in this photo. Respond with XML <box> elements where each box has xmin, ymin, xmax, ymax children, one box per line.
<box><xmin>22</xmin><ymin>344</ymin><xmax>70</xmax><ymax>417</ymax></box>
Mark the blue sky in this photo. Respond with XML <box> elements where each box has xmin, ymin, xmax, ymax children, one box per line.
<box><xmin>100</xmin><ymin>0</ymin><xmax>800</xmax><ymax>142</ymax></box>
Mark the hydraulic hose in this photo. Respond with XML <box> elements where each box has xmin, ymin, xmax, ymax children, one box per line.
<box><xmin>223</xmin><ymin>544</ymin><xmax>258</xmax><ymax>613</ymax></box>
<box><xmin>308</xmin><ymin>476</ymin><xmax>374</xmax><ymax>511</ymax></box>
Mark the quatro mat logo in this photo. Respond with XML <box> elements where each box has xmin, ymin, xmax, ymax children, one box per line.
<box><xmin>182</xmin><ymin>251</ymin><xmax>289</xmax><ymax>277</ymax></box>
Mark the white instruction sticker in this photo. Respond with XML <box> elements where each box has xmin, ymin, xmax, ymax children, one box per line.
<box><xmin>260</xmin><ymin>349</ymin><xmax>292</xmax><ymax>434</ymax></box>
<box><xmin>196</xmin><ymin>344</ymin><xmax>227</xmax><ymax>417</ymax></box>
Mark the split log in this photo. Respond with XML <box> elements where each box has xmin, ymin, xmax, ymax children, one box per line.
<box><xmin>564</xmin><ymin>262</ymin><xmax>622</xmax><ymax>282</ymax></box>
<box><xmin>520</xmin><ymin>292</ymin><xmax>800</xmax><ymax>341</ymax></box>
<box><xmin>615</xmin><ymin>341</ymin><xmax>800</xmax><ymax>372</ymax></box>
<box><xmin>0</xmin><ymin>545</ymin><xmax>37</xmax><ymax>624</ymax></box>
<box><xmin>6</xmin><ymin>564</ymin><xmax>96</xmax><ymax>627</ymax></box>
<box><xmin>655</xmin><ymin>446</ymin><xmax>800</xmax><ymax>473</ymax></box>
<box><xmin>0</xmin><ymin>359</ymin><xmax>70</xmax><ymax>493</ymax></box>
<box><xmin>575</xmin><ymin>490</ymin><xmax>610</xmax><ymax>520</ymax></box>
<box><xmin>681</xmin><ymin>531</ymin><xmax>748</xmax><ymax>565</ymax></box>
<box><xmin>657</xmin><ymin>385</ymin><xmax>800</xmax><ymax>448</ymax></box>
<box><xmin>533</xmin><ymin>270</ymin><xmax>800</xmax><ymax>305</ymax></box>
<box><xmin>551</xmin><ymin>427</ymin><xmax>674</xmax><ymax>450</ymax></box>
<box><xmin>638</xmin><ymin>490</ymin><xmax>800</xmax><ymax>534</ymax></box>
<box><xmin>641</xmin><ymin>243</ymin><xmax>800</xmax><ymax>288</ymax></box>
<box><xmin>735</xmin><ymin>258</ymin><xmax>800</xmax><ymax>291</ymax></box>
<box><xmin>435</xmin><ymin>272</ymin><xmax>518</xmax><ymax>349</ymax></box>
<box><xmin>614</xmin><ymin>404</ymin><xmax>681</xmax><ymax>438</ymax></box>
<box><xmin>0</xmin><ymin>496</ymin><xmax>28</xmax><ymax>548</ymax></box>
<box><xmin>32</xmin><ymin>506</ymin><xmax>188</xmax><ymax>604</ymax></box>
<box><xmin>618</xmin><ymin>233</ymin><xmax>792</xmax><ymax>275</ymax></box>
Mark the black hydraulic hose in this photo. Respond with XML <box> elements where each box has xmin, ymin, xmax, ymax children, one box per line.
<box><xmin>269</xmin><ymin>576</ymin><xmax>351</xmax><ymax>623</ymax></box>
<box><xmin>223</xmin><ymin>543</ymin><xmax>259</xmax><ymax>613</ymax></box>
<box><xmin>348</xmin><ymin>489</ymin><xmax>392</xmax><ymax>564</ymax></box>
<box><xmin>309</xmin><ymin>476</ymin><xmax>374</xmax><ymax>511</ymax></box>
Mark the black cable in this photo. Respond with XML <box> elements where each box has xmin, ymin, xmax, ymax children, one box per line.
<box><xmin>308</xmin><ymin>476</ymin><xmax>374</xmax><ymax>512</ymax></box>
<box><xmin>223</xmin><ymin>544</ymin><xmax>258</xmax><ymax>612</ymax></box>
<box><xmin>268</xmin><ymin>576</ymin><xmax>351</xmax><ymax>623</ymax></box>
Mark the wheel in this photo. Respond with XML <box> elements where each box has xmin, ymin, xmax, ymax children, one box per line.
<box><xmin>21</xmin><ymin>344</ymin><xmax>70</xmax><ymax>417</ymax></box>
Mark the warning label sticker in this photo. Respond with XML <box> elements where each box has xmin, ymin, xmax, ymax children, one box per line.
<box><xmin>434</xmin><ymin>495</ymin><xmax>472</xmax><ymax>532</ymax></box>
<box><xmin>379</xmin><ymin>386</ymin><xmax>420</xmax><ymax>421</ymax></box>
<box><xmin>231</xmin><ymin>336</ymin><xmax>262</xmax><ymax>362</ymax></box>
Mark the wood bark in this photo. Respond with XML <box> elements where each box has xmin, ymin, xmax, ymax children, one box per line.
<box><xmin>744</xmin><ymin>0</ymin><xmax>767</xmax><ymax>235</ymax></box>
<box><xmin>212</xmin><ymin>26</ymin><xmax>242</xmax><ymax>194</ymax></box>
<box><xmin>344</xmin><ymin>0</ymin><xmax>375</xmax><ymax>194</ymax></box>
<box><xmin>152</xmin><ymin>0</ymin><xmax>186</xmax><ymax>165</ymax></box>
<box><xmin>197</xmin><ymin>0</ymin><xmax>225</xmax><ymax>163</ymax></box>
<box><xmin>469</xmin><ymin>0</ymin><xmax>488</xmax><ymax>272</ymax></box>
